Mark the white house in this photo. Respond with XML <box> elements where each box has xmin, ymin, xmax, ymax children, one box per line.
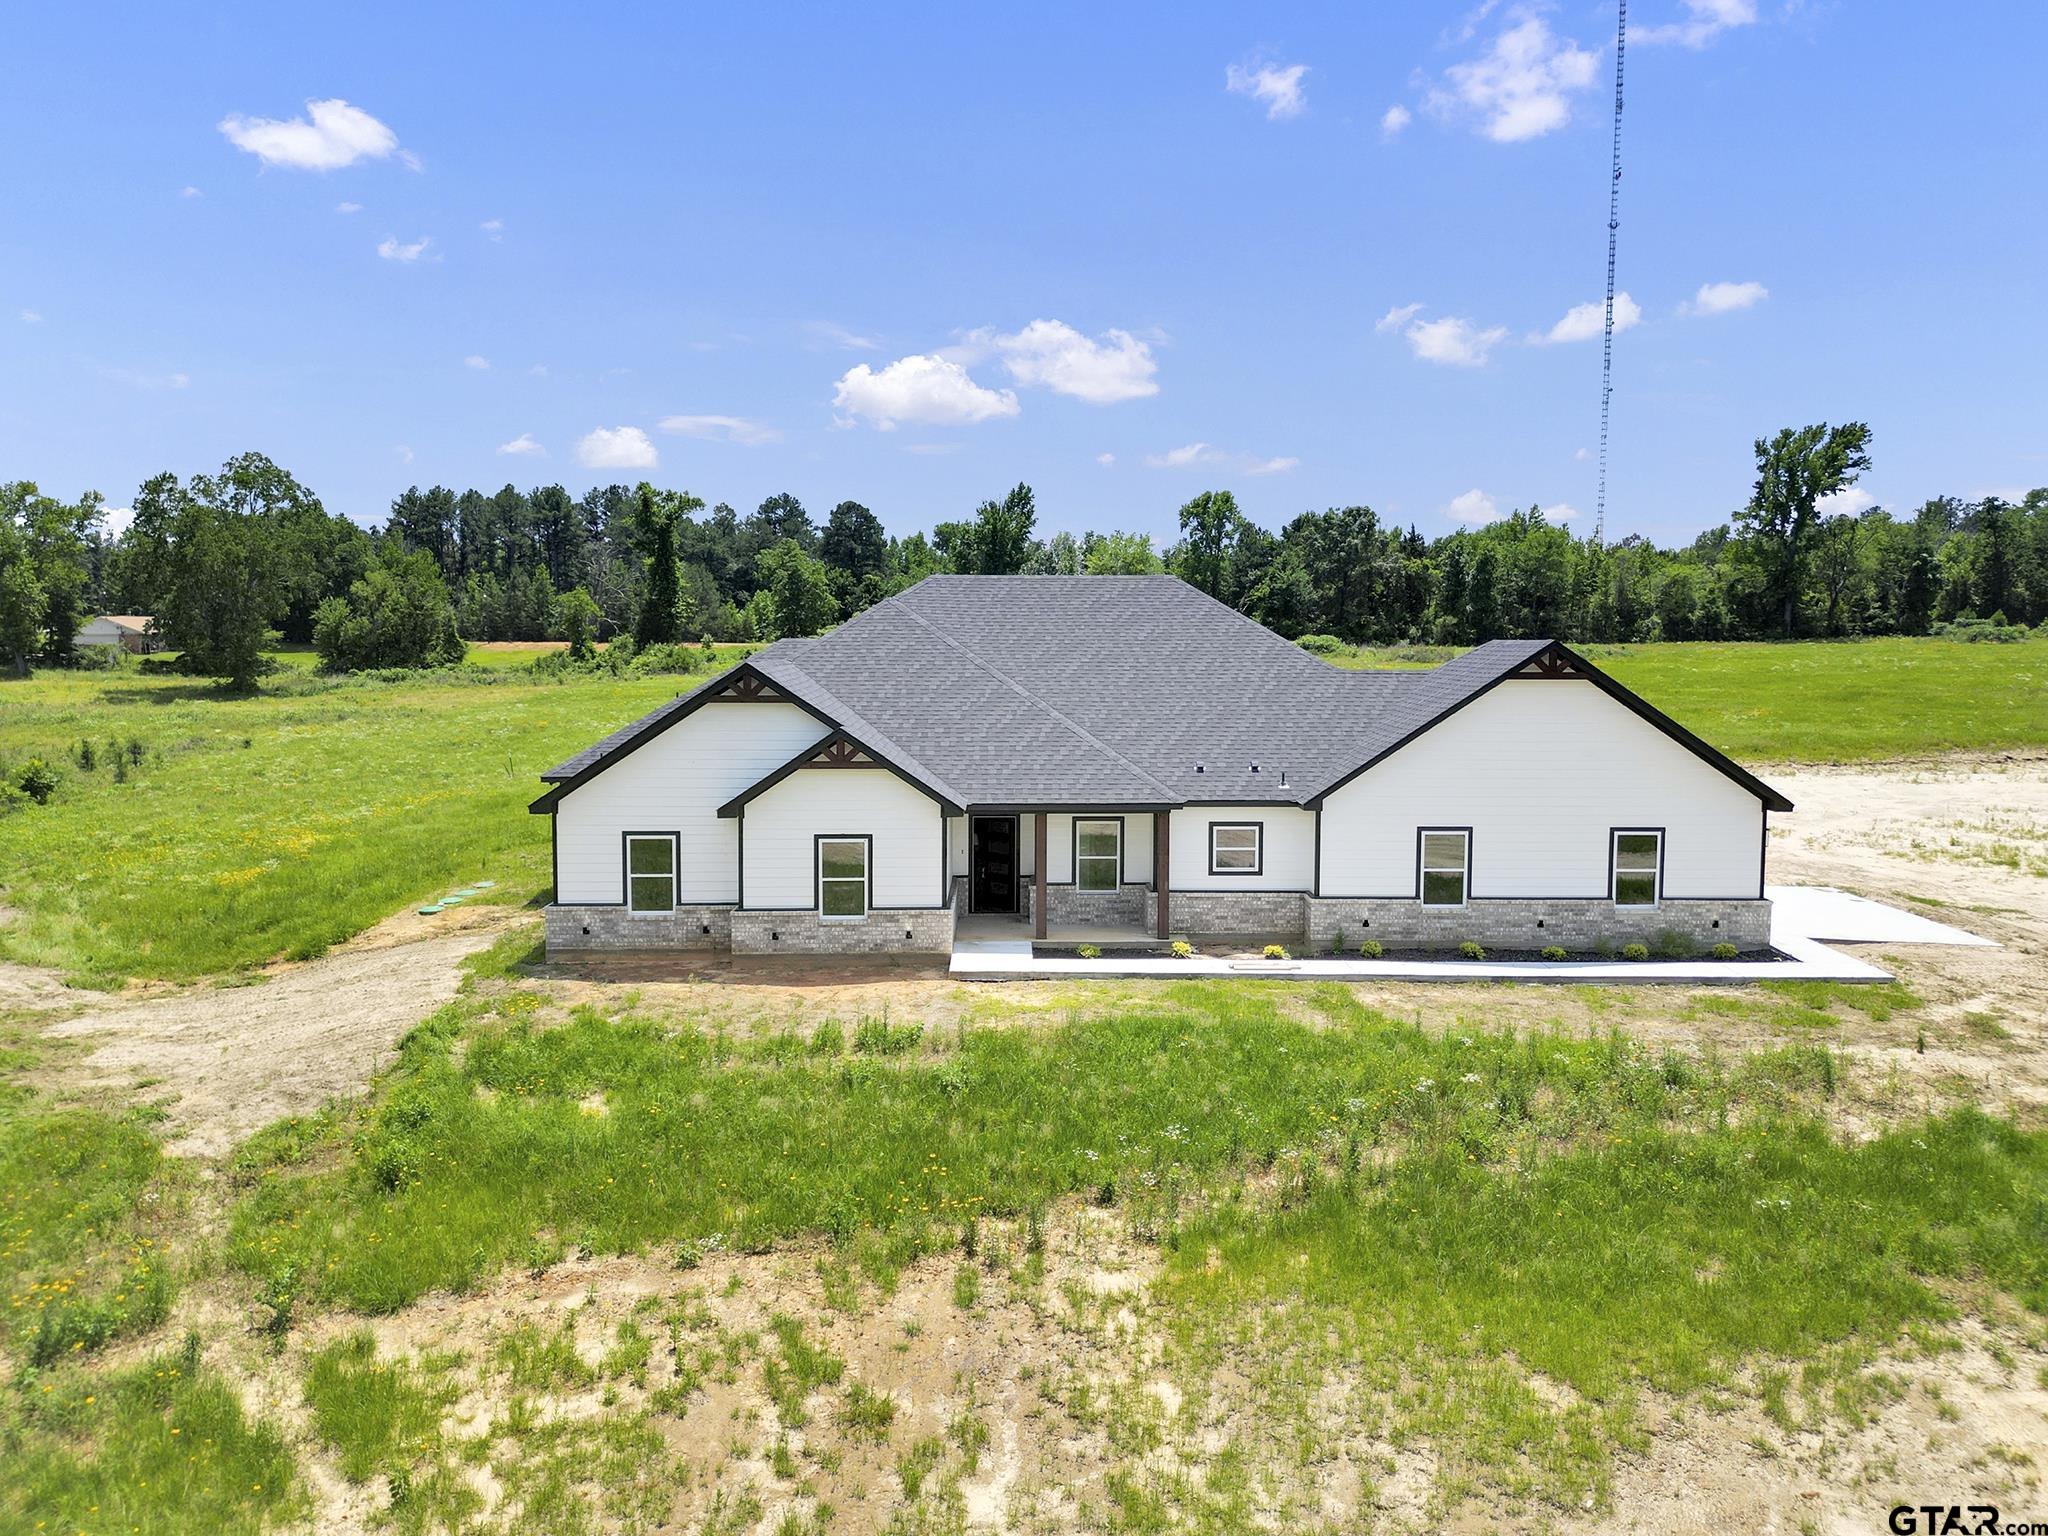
<box><xmin>75</xmin><ymin>614</ymin><xmax>160</xmax><ymax>653</ymax></box>
<box><xmin>533</xmin><ymin>576</ymin><xmax>1790</xmax><ymax>957</ymax></box>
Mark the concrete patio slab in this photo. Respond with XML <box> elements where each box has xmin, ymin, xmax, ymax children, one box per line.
<box><xmin>949</xmin><ymin>884</ymin><xmax>1993</xmax><ymax>984</ymax></box>
<box><xmin>1765</xmin><ymin>884</ymin><xmax>1996</xmax><ymax>947</ymax></box>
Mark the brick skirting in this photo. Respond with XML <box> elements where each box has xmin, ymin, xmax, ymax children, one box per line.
<box><xmin>1304</xmin><ymin>897</ymin><xmax>1772</xmax><ymax>952</ymax></box>
<box><xmin>729</xmin><ymin>908</ymin><xmax>954</xmax><ymax>955</ymax></box>
<box><xmin>544</xmin><ymin>904</ymin><xmax>729</xmax><ymax>952</ymax></box>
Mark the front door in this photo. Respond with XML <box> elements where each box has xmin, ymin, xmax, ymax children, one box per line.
<box><xmin>970</xmin><ymin>815</ymin><xmax>1018</xmax><ymax>913</ymax></box>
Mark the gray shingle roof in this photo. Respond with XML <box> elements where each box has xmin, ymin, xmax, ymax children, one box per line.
<box><xmin>539</xmin><ymin>577</ymin><xmax>1787</xmax><ymax>811</ymax></box>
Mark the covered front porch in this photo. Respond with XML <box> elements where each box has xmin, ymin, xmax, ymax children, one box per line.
<box><xmin>957</xmin><ymin>806</ymin><xmax>1175</xmax><ymax>941</ymax></box>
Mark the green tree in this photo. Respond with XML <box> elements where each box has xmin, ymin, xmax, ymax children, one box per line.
<box><xmin>1083</xmin><ymin>531</ymin><xmax>1165</xmax><ymax>575</ymax></box>
<box><xmin>162</xmin><ymin>495</ymin><xmax>279</xmax><ymax>690</ymax></box>
<box><xmin>548</xmin><ymin>585</ymin><xmax>602</xmax><ymax>660</ymax></box>
<box><xmin>633</xmin><ymin>483</ymin><xmax>701</xmax><ymax>644</ymax></box>
<box><xmin>311</xmin><ymin>549</ymin><xmax>465</xmax><ymax>672</ymax></box>
<box><xmin>757</xmin><ymin>538</ymin><xmax>840</xmax><ymax>638</ymax></box>
<box><xmin>0</xmin><ymin>482</ymin><xmax>97</xmax><ymax>664</ymax></box>
<box><xmin>0</xmin><ymin>516</ymin><xmax>47</xmax><ymax>675</ymax></box>
<box><xmin>1737</xmin><ymin>422</ymin><xmax>1874</xmax><ymax>635</ymax></box>
<box><xmin>965</xmin><ymin>484</ymin><xmax>1039</xmax><ymax>574</ymax></box>
<box><xmin>1172</xmin><ymin>490</ymin><xmax>1250</xmax><ymax>602</ymax></box>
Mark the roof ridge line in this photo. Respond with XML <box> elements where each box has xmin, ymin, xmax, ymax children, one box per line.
<box><xmin>888</xmin><ymin>601</ymin><xmax>1180</xmax><ymax>800</ymax></box>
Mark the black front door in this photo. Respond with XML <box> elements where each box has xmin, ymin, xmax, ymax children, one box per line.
<box><xmin>970</xmin><ymin>816</ymin><xmax>1018</xmax><ymax>913</ymax></box>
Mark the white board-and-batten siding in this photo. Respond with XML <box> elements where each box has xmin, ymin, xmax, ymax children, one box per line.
<box><xmin>1317</xmin><ymin>679</ymin><xmax>1764</xmax><ymax>900</ymax></box>
<box><xmin>742</xmin><ymin>769</ymin><xmax>944</xmax><ymax>909</ymax></box>
<box><xmin>553</xmin><ymin>701</ymin><xmax>827</xmax><ymax>904</ymax></box>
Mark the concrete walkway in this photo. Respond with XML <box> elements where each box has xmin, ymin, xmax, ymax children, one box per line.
<box><xmin>948</xmin><ymin>885</ymin><xmax>1992</xmax><ymax>985</ymax></box>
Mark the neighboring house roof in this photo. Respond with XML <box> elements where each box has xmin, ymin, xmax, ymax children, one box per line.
<box><xmin>83</xmin><ymin>614</ymin><xmax>154</xmax><ymax>632</ymax></box>
<box><xmin>536</xmin><ymin>576</ymin><xmax>1792</xmax><ymax>813</ymax></box>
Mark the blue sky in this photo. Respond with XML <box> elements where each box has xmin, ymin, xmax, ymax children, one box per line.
<box><xmin>5</xmin><ymin>2</ymin><xmax>2044</xmax><ymax>545</ymax></box>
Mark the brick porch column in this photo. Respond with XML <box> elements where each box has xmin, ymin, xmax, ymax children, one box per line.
<box><xmin>1033</xmin><ymin>812</ymin><xmax>1048</xmax><ymax>940</ymax></box>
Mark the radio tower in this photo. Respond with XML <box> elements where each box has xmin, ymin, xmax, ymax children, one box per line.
<box><xmin>1595</xmin><ymin>0</ymin><xmax>1627</xmax><ymax>548</ymax></box>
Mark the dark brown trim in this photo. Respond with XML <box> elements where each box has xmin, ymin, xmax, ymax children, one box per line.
<box><xmin>1070</xmin><ymin>814</ymin><xmax>1126</xmax><ymax>893</ymax></box>
<box><xmin>971</xmin><ymin>801</ymin><xmax>1177</xmax><ymax>815</ymax></box>
<box><xmin>814</xmin><ymin>832</ymin><xmax>874</xmax><ymax>919</ymax></box>
<box><xmin>717</xmin><ymin>727</ymin><xmax>962</xmax><ymax>817</ymax></box>
<box><xmin>1033</xmin><ymin>814</ymin><xmax>1047</xmax><ymax>940</ymax></box>
<box><xmin>529</xmin><ymin>785</ymin><xmax>566</xmax><ymax>814</ymax></box>
<box><xmin>1758</xmin><ymin>809</ymin><xmax>1768</xmax><ymax>901</ymax></box>
<box><xmin>1609</xmin><ymin>826</ymin><xmax>1667</xmax><ymax>908</ymax></box>
<box><xmin>1206</xmin><ymin>820</ymin><xmax>1264</xmax><ymax>877</ymax></box>
<box><xmin>1416</xmin><ymin>825</ymin><xmax>1473</xmax><ymax>907</ymax></box>
<box><xmin>1306</xmin><ymin>641</ymin><xmax>1794</xmax><ymax>813</ymax></box>
<box><xmin>1154</xmin><ymin>809</ymin><xmax>1170</xmax><ymax>938</ymax></box>
<box><xmin>620</xmin><ymin>829</ymin><xmax>681</xmax><ymax>913</ymax></box>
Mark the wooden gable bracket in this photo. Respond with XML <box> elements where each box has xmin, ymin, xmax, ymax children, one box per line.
<box><xmin>809</xmin><ymin>738</ymin><xmax>874</xmax><ymax>768</ymax></box>
<box><xmin>720</xmin><ymin>673</ymin><xmax>781</xmax><ymax>701</ymax></box>
<box><xmin>1516</xmin><ymin>648</ymin><xmax>1581</xmax><ymax>679</ymax></box>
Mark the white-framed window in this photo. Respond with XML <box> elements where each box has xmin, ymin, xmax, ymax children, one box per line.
<box><xmin>1209</xmin><ymin>822</ymin><xmax>1262</xmax><ymax>875</ymax></box>
<box><xmin>625</xmin><ymin>833</ymin><xmax>677</xmax><ymax>914</ymax></box>
<box><xmin>1611</xmin><ymin>829</ymin><xmax>1662</xmax><ymax>907</ymax></box>
<box><xmin>1418</xmin><ymin>828</ymin><xmax>1469</xmax><ymax>907</ymax></box>
<box><xmin>818</xmin><ymin>836</ymin><xmax>870</xmax><ymax>920</ymax></box>
<box><xmin>1074</xmin><ymin>818</ymin><xmax>1122</xmax><ymax>892</ymax></box>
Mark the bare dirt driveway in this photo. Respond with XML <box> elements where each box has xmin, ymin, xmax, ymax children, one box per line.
<box><xmin>37</xmin><ymin>907</ymin><xmax>518</xmax><ymax>1157</ymax></box>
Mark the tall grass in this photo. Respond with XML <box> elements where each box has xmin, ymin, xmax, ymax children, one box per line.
<box><xmin>227</xmin><ymin>983</ymin><xmax>1838</xmax><ymax>1313</ymax></box>
<box><xmin>0</xmin><ymin>665</ymin><xmax>683</xmax><ymax>982</ymax></box>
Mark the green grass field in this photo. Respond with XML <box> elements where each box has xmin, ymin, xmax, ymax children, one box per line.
<box><xmin>0</xmin><ymin>634</ymin><xmax>2040</xmax><ymax>985</ymax></box>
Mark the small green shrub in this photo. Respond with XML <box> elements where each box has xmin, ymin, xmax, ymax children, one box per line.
<box><xmin>14</xmin><ymin>757</ymin><xmax>60</xmax><ymax>804</ymax></box>
<box><xmin>1621</xmin><ymin>942</ymin><xmax>1651</xmax><ymax>962</ymax></box>
<box><xmin>1077</xmin><ymin>944</ymin><xmax>1102</xmax><ymax>959</ymax></box>
<box><xmin>1295</xmin><ymin>633</ymin><xmax>1346</xmax><ymax>655</ymax></box>
<box><xmin>1541</xmin><ymin>945</ymin><xmax>1568</xmax><ymax>962</ymax></box>
<box><xmin>1262</xmin><ymin>944</ymin><xmax>1289</xmax><ymax>960</ymax></box>
<box><xmin>1712</xmin><ymin>941</ymin><xmax>1739</xmax><ymax>960</ymax></box>
<box><xmin>1170</xmin><ymin>939</ymin><xmax>1195</xmax><ymax>959</ymax></box>
<box><xmin>1458</xmin><ymin>941</ymin><xmax>1485</xmax><ymax>961</ymax></box>
<box><xmin>1358</xmin><ymin>939</ymin><xmax>1384</xmax><ymax>959</ymax></box>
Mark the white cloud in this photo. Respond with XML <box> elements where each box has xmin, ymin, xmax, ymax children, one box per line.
<box><xmin>99</xmin><ymin>505</ymin><xmax>135</xmax><ymax>539</ymax></box>
<box><xmin>1225</xmin><ymin>61</ymin><xmax>1309</xmax><ymax>121</ymax></box>
<box><xmin>1428</xmin><ymin>11</ymin><xmax>1599</xmax><ymax>142</ymax></box>
<box><xmin>658</xmin><ymin>414</ymin><xmax>783</xmax><ymax>447</ymax></box>
<box><xmin>832</xmin><ymin>354</ymin><xmax>1019</xmax><ymax>430</ymax></box>
<box><xmin>1817</xmin><ymin>487</ymin><xmax>1876</xmax><ymax>517</ymax></box>
<box><xmin>218</xmin><ymin>98</ymin><xmax>406</xmax><ymax>171</ymax></box>
<box><xmin>480</xmin><ymin>218</ymin><xmax>503</xmax><ymax>241</ymax></box>
<box><xmin>576</xmin><ymin>426</ymin><xmax>658</xmax><ymax>470</ymax></box>
<box><xmin>1682</xmin><ymin>279</ymin><xmax>1769</xmax><ymax>315</ymax></box>
<box><xmin>103</xmin><ymin>366</ymin><xmax>190</xmax><ymax>390</ymax></box>
<box><xmin>377</xmin><ymin>235</ymin><xmax>431</xmax><ymax>262</ymax></box>
<box><xmin>497</xmin><ymin>433</ymin><xmax>545</xmax><ymax>457</ymax></box>
<box><xmin>1380</xmin><ymin>104</ymin><xmax>1413</xmax><ymax>138</ymax></box>
<box><xmin>396</xmin><ymin>445</ymin><xmax>414</xmax><ymax>464</ymax></box>
<box><xmin>1574</xmin><ymin>446</ymin><xmax>1593</xmax><ymax>461</ymax></box>
<box><xmin>180</xmin><ymin>185</ymin><xmax>202</xmax><ymax>198</ymax></box>
<box><xmin>1144</xmin><ymin>443</ymin><xmax>1298</xmax><ymax>475</ymax></box>
<box><xmin>805</xmin><ymin>320</ymin><xmax>880</xmax><ymax>351</ymax></box>
<box><xmin>1532</xmin><ymin>291</ymin><xmax>1641</xmax><ymax>344</ymax></box>
<box><xmin>19</xmin><ymin>308</ymin><xmax>41</xmax><ymax>324</ymax></box>
<box><xmin>1404</xmin><ymin>313</ymin><xmax>1508</xmax><ymax>366</ymax></box>
<box><xmin>1636</xmin><ymin>0</ymin><xmax>1757</xmax><ymax>48</ymax></box>
<box><xmin>1542</xmin><ymin>501</ymin><xmax>1581</xmax><ymax>521</ymax></box>
<box><xmin>973</xmin><ymin>319</ymin><xmax>1159</xmax><ymax>404</ymax></box>
<box><xmin>463</xmin><ymin>355</ymin><xmax>490</xmax><ymax>370</ymax></box>
<box><xmin>336</xmin><ymin>201</ymin><xmax>362</xmax><ymax>214</ymax></box>
<box><xmin>1446</xmin><ymin>488</ymin><xmax>1499</xmax><ymax>523</ymax></box>
<box><xmin>1375</xmin><ymin>301</ymin><xmax>1425</xmax><ymax>333</ymax></box>
<box><xmin>1096</xmin><ymin>452</ymin><xmax>1117</xmax><ymax>467</ymax></box>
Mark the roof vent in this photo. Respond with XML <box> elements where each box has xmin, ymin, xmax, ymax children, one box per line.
<box><xmin>1194</xmin><ymin>764</ymin><xmax>1204</xmax><ymax>773</ymax></box>
<box><xmin>1250</xmin><ymin>764</ymin><xmax>1259</xmax><ymax>773</ymax></box>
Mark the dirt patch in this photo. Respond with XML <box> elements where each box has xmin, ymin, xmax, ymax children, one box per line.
<box><xmin>41</xmin><ymin>908</ymin><xmax>518</xmax><ymax>1157</ymax></box>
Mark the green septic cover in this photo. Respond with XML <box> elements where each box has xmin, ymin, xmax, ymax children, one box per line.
<box><xmin>474</xmin><ymin>880</ymin><xmax>497</xmax><ymax>888</ymax></box>
<box><xmin>417</xmin><ymin>905</ymin><xmax>444</xmax><ymax>915</ymax></box>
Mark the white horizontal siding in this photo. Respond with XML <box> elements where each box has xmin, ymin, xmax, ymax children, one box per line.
<box><xmin>1168</xmin><ymin>807</ymin><xmax>1316</xmax><ymax>890</ymax></box>
<box><xmin>1318</xmin><ymin>679</ymin><xmax>1764</xmax><ymax>900</ymax></box>
<box><xmin>1043</xmin><ymin>811</ymin><xmax>1154</xmax><ymax>885</ymax></box>
<box><xmin>743</xmin><ymin>769</ymin><xmax>945</xmax><ymax>909</ymax></box>
<box><xmin>554</xmin><ymin>701</ymin><xmax>827</xmax><ymax>904</ymax></box>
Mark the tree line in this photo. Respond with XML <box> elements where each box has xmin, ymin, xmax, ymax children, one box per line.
<box><xmin>2</xmin><ymin>421</ymin><xmax>2044</xmax><ymax>683</ymax></box>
